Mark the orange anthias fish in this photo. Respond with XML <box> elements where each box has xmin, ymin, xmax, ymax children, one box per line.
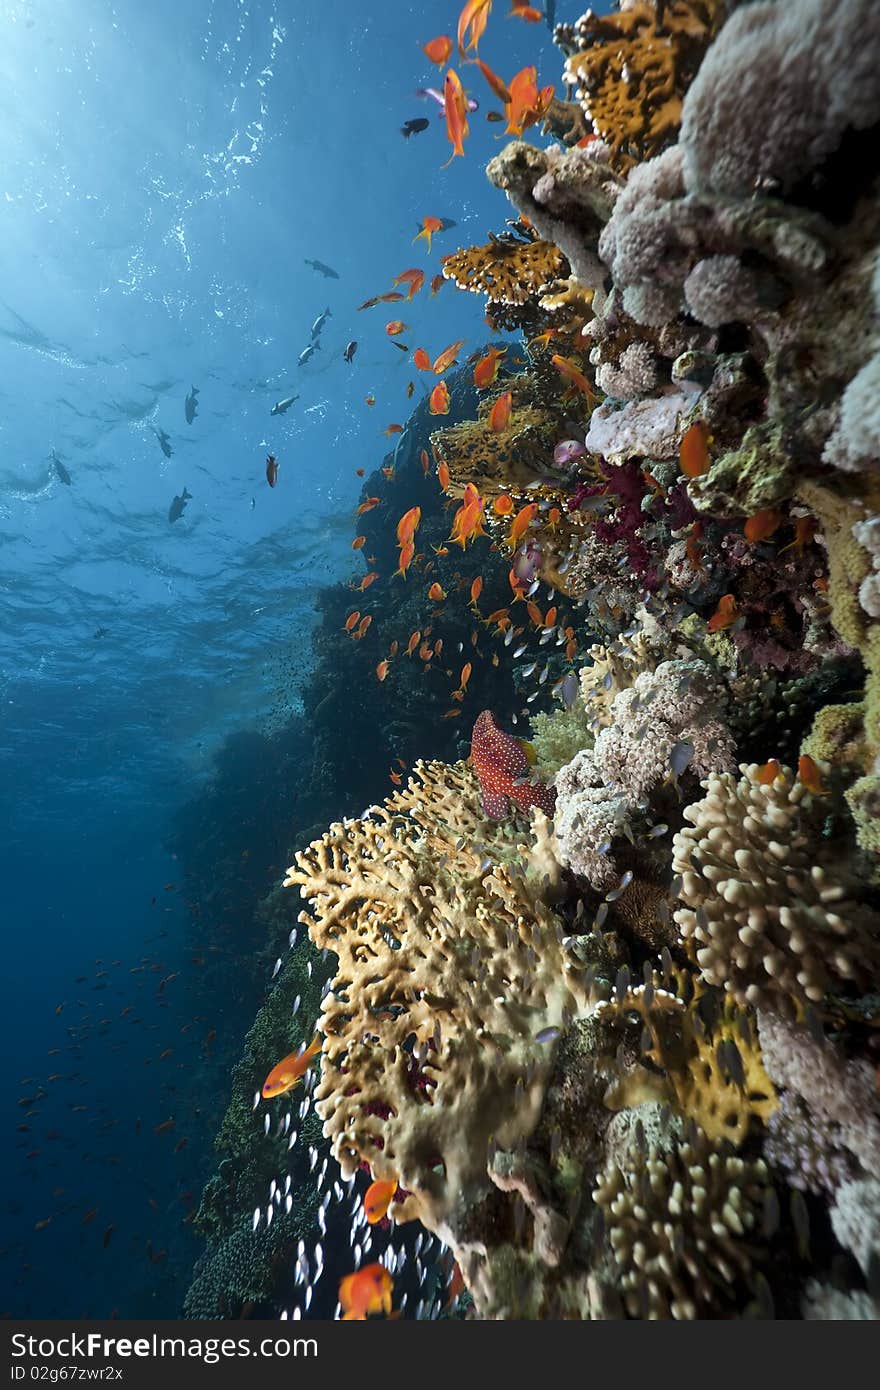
<box><xmin>352</xmin><ymin>535</ymin><xmax>366</xmax><ymax>550</ymax></box>
<box><xmin>680</xmin><ymin>420</ymin><xmax>711</xmax><ymax>478</ymax></box>
<box><xmin>364</xmin><ymin>1178</ymin><xmax>398</xmax><ymax>1224</ymax></box>
<box><xmin>474</xmin><ymin>58</ymin><xmax>512</xmax><ymax>105</ymax></box>
<box><xmin>429</xmin><ymin>582</ymin><xmax>447</xmax><ymax>601</ymax></box>
<box><xmin>395</xmin><ymin>540</ymin><xmax>415</xmax><ymax>579</ymax></box>
<box><xmin>744</xmin><ymin>507</ymin><xmax>782</xmax><ymax>543</ymax></box>
<box><xmin>376</xmin><ymin>660</ymin><xmax>390</xmax><ymax>682</ymax></box>
<box><xmin>551</xmin><ymin>353</ymin><xmax>597</xmax><ymax>402</ymax></box>
<box><xmin>707</xmin><ymin>594</ymin><xmax>739</xmax><ymax>632</ymax></box>
<box><xmin>430</xmin><ymin>381</ymin><xmax>451</xmax><ymax>415</ymax></box>
<box><xmin>489</xmin><ymin>391</ymin><xmax>512</xmax><ymax>432</ymax></box>
<box><xmin>265</xmin><ymin>454</ymin><xmax>278</xmax><ymax>487</ymax></box>
<box><xmin>457</xmin><ymin>0</ymin><xmax>492</xmax><ymax>57</ymax></box>
<box><xmin>262</xmin><ymin>1036</ymin><xmax>321</xmax><ymax>1099</ymax></box>
<box><xmin>443</xmin><ymin>68</ymin><xmax>470</xmax><ymax>166</ymax></box>
<box><xmin>406</xmin><ymin>630</ymin><xmax>422</xmax><ymax>657</ymax></box>
<box><xmin>449</xmin><ymin>482</ymin><xmax>487</xmax><ymax>548</ymax></box>
<box><xmin>509</xmin><ymin>0</ymin><xmax>543</xmax><ymax>21</ymax></box>
<box><xmin>357</xmin><ymin>497</ymin><xmax>380</xmax><ymax>515</ymax></box>
<box><xmin>383</xmin><ymin>423</ymin><xmax>404</xmax><ymax>436</ymax></box>
<box><xmin>344</xmin><ymin>611</ymin><xmax>361</xmax><ymax>633</ymax></box>
<box><xmin>357</xmin><ymin>573</ymin><xmax>379</xmax><ymax>592</ymax></box>
<box><xmin>397</xmin><ymin>506</ymin><xmax>422</xmax><ymax>546</ymax></box>
<box><xmin>797</xmin><ymin>754</ymin><xmax>829</xmax><ymax>796</ymax></box>
<box><xmin>413</xmin><ymin>347</ymin><xmax>432</xmax><ymax>371</ymax></box>
<box><xmin>494</xmin><ymin>494</ymin><xmax>514</xmax><ymax>516</ymax></box>
<box><xmin>437</xmin><ymin>461</ymin><xmax>451</xmax><ymax>491</ymax></box>
<box><xmin>470</xmin><ymin>576</ymin><xmax>483</xmax><ymax>605</ymax></box>
<box><xmin>386</xmin><ymin>320</ymin><xmax>409</xmax><ymax>336</ymax></box>
<box><xmin>433</xmin><ymin>339</ymin><xmax>466</xmax><ymax>374</ymax></box>
<box><xmin>430</xmin><ymin>273</ymin><xmax>445</xmax><ymax>294</ymax></box>
<box><xmin>781</xmin><ymin>514</ymin><xmax>818</xmax><ymax>553</ymax></box>
<box><xmin>365</xmin><ymin>396</ymin><xmax>375</xmax><ymax>408</ymax></box>
<box><xmin>507</xmin><ymin>501</ymin><xmax>539</xmax><ymax>550</ymax></box>
<box><xmin>392</xmin><ymin>268</ymin><xmax>425</xmax><ymax>300</ymax></box>
<box><xmin>504</xmin><ymin>65</ymin><xmax>553</xmax><ymax>136</ymax></box>
<box><xmin>338</xmin><ymin>1263</ymin><xmax>394</xmax><ymax>1320</ymax></box>
<box><xmin>415</xmin><ymin>216</ymin><xmax>445</xmax><ymax>252</ymax></box>
<box><xmin>756</xmin><ymin>759</ymin><xmax>782</xmax><ymax>785</ymax></box>
<box><xmin>422</xmin><ymin>35</ymin><xmax>453</xmax><ymax>67</ymax></box>
<box><xmin>474</xmin><ymin>346</ymin><xmax>506</xmax><ymax>389</ymax></box>
<box><xmin>355</xmin><ymin>615</ymin><xmax>373</xmax><ymax>639</ymax></box>
<box><xmin>459</xmin><ymin>661</ymin><xmax>472</xmax><ymax>690</ymax></box>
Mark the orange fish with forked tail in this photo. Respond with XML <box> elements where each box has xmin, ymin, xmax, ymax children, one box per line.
<box><xmin>458</xmin><ymin>0</ymin><xmax>492</xmax><ymax>58</ymax></box>
<box><xmin>550</xmin><ymin>353</ymin><xmax>597</xmax><ymax>403</ymax></box>
<box><xmin>414</xmin><ymin>216</ymin><xmax>445</xmax><ymax>252</ymax></box>
<box><xmin>488</xmin><ymin>391</ymin><xmax>512</xmax><ymax>432</ymax></box>
<box><xmin>449</xmin><ymin>482</ymin><xmax>487</xmax><ymax>549</ymax></box>
<box><xmin>507</xmin><ymin>502</ymin><xmax>538</xmax><ymax>551</ymax></box>
<box><xmin>262</xmin><ymin>1036</ymin><xmax>321</xmax><ymax>1099</ymax></box>
<box><xmin>442</xmin><ymin>69</ymin><xmax>470</xmax><ymax>166</ymax></box>
<box><xmin>474</xmin><ymin>346</ymin><xmax>506</xmax><ymax>389</ymax></box>
<box><xmin>338</xmin><ymin>1262</ymin><xmax>394</xmax><ymax>1320</ymax></box>
<box><xmin>392</xmin><ymin>269</ymin><xmax>425</xmax><ymax>300</ymax></box>
<box><xmin>433</xmin><ymin>340</ymin><xmax>465</xmax><ymax>374</ymax></box>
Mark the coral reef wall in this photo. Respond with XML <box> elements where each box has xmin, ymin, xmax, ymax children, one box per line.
<box><xmin>193</xmin><ymin>0</ymin><xmax>880</xmax><ymax>1321</ymax></box>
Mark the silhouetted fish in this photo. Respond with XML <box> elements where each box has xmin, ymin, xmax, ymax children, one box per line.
<box><xmin>304</xmin><ymin>258</ymin><xmax>339</xmax><ymax>279</ymax></box>
<box><xmin>401</xmin><ymin>118</ymin><xmax>430</xmax><ymax>138</ymax></box>
<box><xmin>184</xmin><ymin>385</ymin><xmax>199</xmax><ymax>424</ymax></box>
<box><xmin>51</xmin><ymin>450</ymin><xmax>72</xmax><ymax>485</ymax></box>
<box><xmin>168</xmin><ymin>487</ymin><xmax>191</xmax><ymax>523</ymax></box>
<box><xmin>270</xmin><ymin>394</ymin><xmax>298</xmax><ymax>416</ymax></box>
<box><xmin>155</xmin><ymin>428</ymin><xmax>173</xmax><ymax>459</ymax></box>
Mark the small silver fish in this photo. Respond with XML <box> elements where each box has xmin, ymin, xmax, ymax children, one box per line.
<box><xmin>534</xmin><ymin>1026</ymin><xmax>561</xmax><ymax>1044</ymax></box>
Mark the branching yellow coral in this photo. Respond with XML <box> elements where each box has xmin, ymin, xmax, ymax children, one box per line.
<box><xmin>441</xmin><ymin>235</ymin><xmax>568</xmax><ymax>306</ymax></box>
<box><xmin>284</xmin><ymin>760</ymin><xmax>595</xmax><ymax>1246</ymax></box>
<box><xmin>558</xmin><ymin>1</ymin><xmax>728</xmax><ymax>169</ymax></box>
<box><xmin>598</xmin><ymin>971</ymin><xmax>777</xmax><ymax>1146</ymax></box>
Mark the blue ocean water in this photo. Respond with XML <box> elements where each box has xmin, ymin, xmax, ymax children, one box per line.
<box><xmin>0</xmin><ymin>0</ymin><xmax>562</xmax><ymax>1317</ymax></box>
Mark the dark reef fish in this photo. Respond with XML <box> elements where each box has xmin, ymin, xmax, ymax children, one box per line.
<box><xmin>298</xmin><ymin>343</ymin><xmax>320</xmax><ymax>366</ymax></box>
<box><xmin>265</xmin><ymin>455</ymin><xmax>278</xmax><ymax>488</ymax></box>
<box><xmin>168</xmin><ymin>486</ymin><xmax>191</xmax><ymax>523</ymax></box>
<box><xmin>184</xmin><ymin>385</ymin><xmax>199</xmax><ymax>424</ymax></box>
<box><xmin>344</xmin><ymin>340</ymin><xmax>357</xmax><ymax>363</ymax></box>
<box><xmin>51</xmin><ymin>450</ymin><xmax>72</xmax><ymax>485</ymax></box>
<box><xmin>270</xmin><ymin>393</ymin><xmax>298</xmax><ymax>416</ymax></box>
<box><xmin>400</xmin><ymin>117</ymin><xmax>430</xmax><ymax>138</ymax></box>
<box><xmin>470</xmin><ymin>709</ymin><xmax>556</xmax><ymax>819</ymax></box>
<box><xmin>154</xmin><ymin>427</ymin><xmax>173</xmax><ymax>459</ymax></box>
<box><xmin>304</xmin><ymin>258</ymin><xmax>339</xmax><ymax>279</ymax></box>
